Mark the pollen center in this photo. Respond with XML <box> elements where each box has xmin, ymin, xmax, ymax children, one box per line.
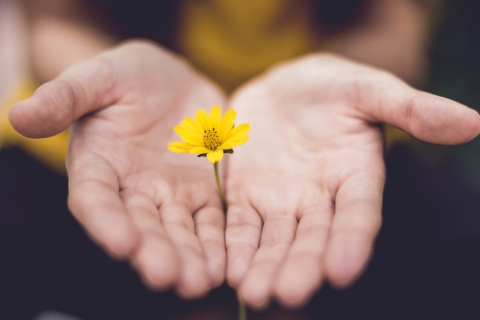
<box><xmin>204</xmin><ymin>128</ymin><xmax>220</xmax><ymax>150</ymax></box>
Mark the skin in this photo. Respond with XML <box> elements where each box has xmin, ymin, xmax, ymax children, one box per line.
<box><xmin>10</xmin><ymin>41</ymin><xmax>228</xmax><ymax>299</ymax></box>
<box><xmin>225</xmin><ymin>54</ymin><xmax>480</xmax><ymax>308</ymax></box>
<box><xmin>10</xmin><ymin>42</ymin><xmax>480</xmax><ymax>307</ymax></box>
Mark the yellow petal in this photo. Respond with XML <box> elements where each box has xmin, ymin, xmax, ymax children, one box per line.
<box><xmin>218</xmin><ymin>109</ymin><xmax>237</xmax><ymax>139</ymax></box>
<box><xmin>184</xmin><ymin>116</ymin><xmax>203</xmax><ymax>133</ymax></box>
<box><xmin>230</xmin><ymin>136</ymin><xmax>249</xmax><ymax>146</ymax></box>
<box><xmin>215</xmin><ymin>149</ymin><xmax>224</xmax><ymax>162</ymax></box>
<box><xmin>168</xmin><ymin>141</ymin><xmax>195</xmax><ymax>153</ymax></box>
<box><xmin>209</xmin><ymin>106</ymin><xmax>222</xmax><ymax>130</ymax></box>
<box><xmin>219</xmin><ymin>136</ymin><xmax>249</xmax><ymax>149</ymax></box>
<box><xmin>195</xmin><ymin>109</ymin><xmax>210</xmax><ymax>130</ymax></box>
<box><xmin>224</xmin><ymin>123</ymin><xmax>251</xmax><ymax>141</ymax></box>
<box><xmin>206</xmin><ymin>149</ymin><xmax>224</xmax><ymax>163</ymax></box>
<box><xmin>189</xmin><ymin>146</ymin><xmax>210</xmax><ymax>154</ymax></box>
<box><xmin>218</xmin><ymin>140</ymin><xmax>237</xmax><ymax>150</ymax></box>
<box><xmin>180</xmin><ymin>117</ymin><xmax>202</xmax><ymax>135</ymax></box>
<box><xmin>174</xmin><ymin>125</ymin><xmax>203</xmax><ymax>145</ymax></box>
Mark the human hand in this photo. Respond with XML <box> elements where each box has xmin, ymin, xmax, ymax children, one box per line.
<box><xmin>9</xmin><ymin>40</ymin><xmax>227</xmax><ymax>298</ymax></box>
<box><xmin>225</xmin><ymin>54</ymin><xmax>480</xmax><ymax>308</ymax></box>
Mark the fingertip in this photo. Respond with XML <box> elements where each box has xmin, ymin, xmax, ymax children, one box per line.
<box><xmin>226</xmin><ymin>274</ymin><xmax>240</xmax><ymax>289</ymax></box>
<box><xmin>467</xmin><ymin>108</ymin><xmax>480</xmax><ymax>140</ymax></box>
<box><xmin>70</xmin><ymin>195</ymin><xmax>138</xmax><ymax>259</ymax></box>
<box><xmin>225</xmin><ymin>237</ymin><xmax>259</xmax><ymax>290</ymax></box>
<box><xmin>176</xmin><ymin>262</ymin><xmax>212</xmax><ymax>300</ymax></box>
<box><xmin>139</xmin><ymin>268</ymin><xmax>176</xmax><ymax>292</ymax></box>
<box><xmin>102</xmin><ymin>223</ymin><xmax>139</xmax><ymax>259</ymax></box>
<box><xmin>226</xmin><ymin>246</ymin><xmax>254</xmax><ymax>289</ymax></box>
<box><xmin>409</xmin><ymin>93</ymin><xmax>480</xmax><ymax>145</ymax></box>
<box><xmin>201</xmin><ymin>239</ymin><xmax>225</xmax><ymax>288</ymax></box>
<box><xmin>226</xmin><ymin>269</ymin><xmax>241</xmax><ymax>289</ymax></box>
<box><xmin>9</xmin><ymin>99</ymin><xmax>38</xmax><ymax>138</ymax></box>
<box><xmin>225</xmin><ymin>204</ymin><xmax>262</xmax><ymax>288</ymax></box>
<box><xmin>276</xmin><ymin>293</ymin><xmax>311</xmax><ymax>310</ymax></box>
<box><xmin>274</xmin><ymin>263</ymin><xmax>322</xmax><ymax>308</ymax></box>
<box><xmin>9</xmin><ymin>81</ymin><xmax>74</xmax><ymax>138</ymax></box>
<box><xmin>274</xmin><ymin>282</ymin><xmax>309</xmax><ymax>309</ymax></box>
<box><xmin>133</xmin><ymin>234</ymin><xmax>179</xmax><ymax>290</ymax></box>
<box><xmin>444</xmin><ymin>104</ymin><xmax>480</xmax><ymax>144</ymax></box>
<box><xmin>208</xmin><ymin>258</ymin><xmax>226</xmax><ymax>288</ymax></box>
<box><xmin>239</xmin><ymin>275</ymin><xmax>271</xmax><ymax>309</ymax></box>
<box><xmin>226</xmin><ymin>257</ymin><xmax>249</xmax><ymax>289</ymax></box>
<box><xmin>176</xmin><ymin>281</ymin><xmax>210</xmax><ymax>300</ymax></box>
<box><xmin>239</xmin><ymin>288</ymin><xmax>270</xmax><ymax>311</ymax></box>
<box><xmin>84</xmin><ymin>209</ymin><xmax>139</xmax><ymax>259</ymax></box>
<box><xmin>324</xmin><ymin>233</ymin><xmax>372</xmax><ymax>289</ymax></box>
<box><xmin>199</xmin><ymin>235</ymin><xmax>226</xmax><ymax>287</ymax></box>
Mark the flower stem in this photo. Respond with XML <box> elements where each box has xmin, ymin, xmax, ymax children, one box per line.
<box><xmin>213</xmin><ymin>162</ymin><xmax>247</xmax><ymax>320</ymax></box>
<box><xmin>238</xmin><ymin>292</ymin><xmax>247</xmax><ymax>320</ymax></box>
<box><xmin>213</xmin><ymin>162</ymin><xmax>227</xmax><ymax>208</ymax></box>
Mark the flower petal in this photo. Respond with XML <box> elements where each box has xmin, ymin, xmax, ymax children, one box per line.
<box><xmin>184</xmin><ymin>116</ymin><xmax>204</xmax><ymax>133</ymax></box>
<box><xmin>224</xmin><ymin>123</ymin><xmax>251</xmax><ymax>141</ymax></box>
<box><xmin>230</xmin><ymin>136</ymin><xmax>249</xmax><ymax>146</ymax></box>
<box><xmin>195</xmin><ymin>109</ymin><xmax>210</xmax><ymax>130</ymax></box>
<box><xmin>209</xmin><ymin>106</ymin><xmax>222</xmax><ymax>130</ymax></box>
<box><xmin>168</xmin><ymin>141</ymin><xmax>195</xmax><ymax>153</ymax></box>
<box><xmin>189</xmin><ymin>146</ymin><xmax>210</xmax><ymax>154</ymax></box>
<box><xmin>218</xmin><ymin>109</ymin><xmax>237</xmax><ymax>139</ymax></box>
<box><xmin>218</xmin><ymin>140</ymin><xmax>237</xmax><ymax>150</ymax></box>
<box><xmin>218</xmin><ymin>136</ymin><xmax>249</xmax><ymax>149</ymax></box>
<box><xmin>174</xmin><ymin>125</ymin><xmax>203</xmax><ymax>145</ymax></box>
<box><xmin>179</xmin><ymin>116</ymin><xmax>203</xmax><ymax>135</ymax></box>
<box><xmin>206</xmin><ymin>149</ymin><xmax>224</xmax><ymax>163</ymax></box>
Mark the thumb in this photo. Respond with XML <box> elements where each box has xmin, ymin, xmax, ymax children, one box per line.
<box><xmin>359</xmin><ymin>75</ymin><xmax>480</xmax><ymax>145</ymax></box>
<box><xmin>9</xmin><ymin>57</ymin><xmax>119</xmax><ymax>138</ymax></box>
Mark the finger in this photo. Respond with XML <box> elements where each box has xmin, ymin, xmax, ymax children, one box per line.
<box><xmin>159</xmin><ymin>203</ymin><xmax>211</xmax><ymax>299</ymax></box>
<box><xmin>9</xmin><ymin>55</ymin><xmax>119</xmax><ymax>138</ymax></box>
<box><xmin>324</xmin><ymin>166</ymin><xmax>384</xmax><ymax>288</ymax></box>
<box><xmin>193</xmin><ymin>204</ymin><xmax>226</xmax><ymax>288</ymax></box>
<box><xmin>358</xmin><ymin>74</ymin><xmax>480</xmax><ymax>144</ymax></box>
<box><xmin>121</xmin><ymin>190</ymin><xmax>178</xmax><ymax>290</ymax></box>
<box><xmin>225</xmin><ymin>205</ymin><xmax>263</xmax><ymax>288</ymax></box>
<box><xmin>67</xmin><ymin>153</ymin><xmax>138</xmax><ymax>258</ymax></box>
<box><xmin>239</xmin><ymin>212</ymin><xmax>297</xmax><ymax>308</ymax></box>
<box><xmin>273</xmin><ymin>202</ymin><xmax>333</xmax><ymax>307</ymax></box>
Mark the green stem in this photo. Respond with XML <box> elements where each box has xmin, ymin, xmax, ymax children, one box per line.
<box><xmin>238</xmin><ymin>293</ymin><xmax>247</xmax><ymax>320</ymax></box>
<box><xmin>213</xmin><ymin>162</ymin><xmax>247</xmax><ymax>320</ymax></box>
<box><xmin>213</xmin><ymin>162</ymin><xmax>227</xmax><ymax>208</ymax></box>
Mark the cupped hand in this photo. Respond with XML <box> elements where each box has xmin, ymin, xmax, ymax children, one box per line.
<box><xmin>225</xmin><ymin>54</ymin><xmax>480</xmax><ymax>308</ymax></box>
<box><xmin>9</xmin><ymin>40</ymin><xmax>227</xmax><ymax>298</ymax></box>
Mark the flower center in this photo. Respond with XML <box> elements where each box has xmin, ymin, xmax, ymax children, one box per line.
<box><xmin>204</xmin><ymin>128</ymin><xmax>220</xmax><ymax>150</ymax></box>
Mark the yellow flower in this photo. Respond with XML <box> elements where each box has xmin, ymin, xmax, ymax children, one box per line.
<box><xmin>168</xmin><ymin>106</ymin><xmax>250</xmax><ymax>163</ymax></box>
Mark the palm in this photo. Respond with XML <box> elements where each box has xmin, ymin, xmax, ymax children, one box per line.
<box><xmin>225</xmin><ymin>54</ymin><xmax>479</xmax><ymax>307</ymax></box>
<box><xmin>12</xmin><ymin>41</ymin><xmax>227</xmax><ymax>297</ymax></box>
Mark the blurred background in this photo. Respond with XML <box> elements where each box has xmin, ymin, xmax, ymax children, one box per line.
<box><xmin>1</xmin><ymin>0</ymin><xmax>480</xmax><ymax>319</ymax></box>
